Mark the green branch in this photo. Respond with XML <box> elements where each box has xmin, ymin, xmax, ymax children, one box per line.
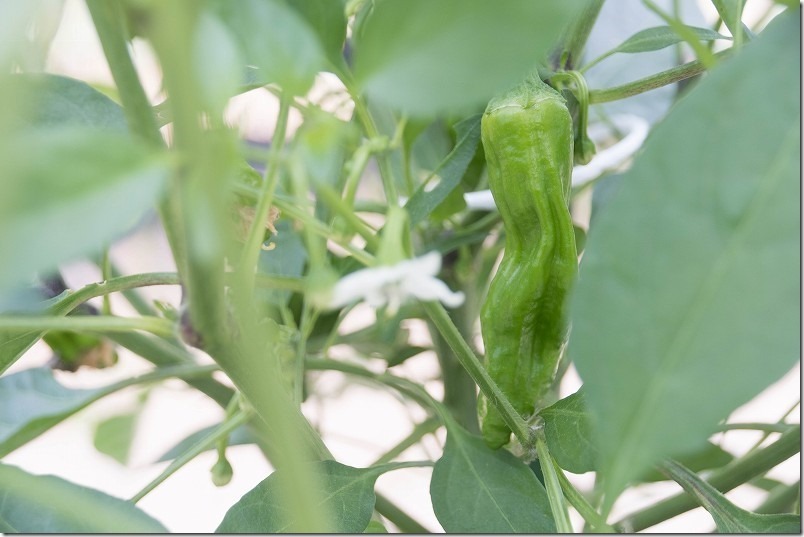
<box><xmin>588</xmin><ymin>49</ymin><xmax>732</xmax><ymax>104</ymax></box>
<box><xmin>422</xmin><ymin>301</ymin><xmax>533</xmax><ymax>447</ymax></box>
<box><xmin>616</xmin><ymin>426</ymin><xmax>801</xmax><ymax>531</ymax></box>
<box><xmin>0</xmin><ymin>315</ymin><xmax>174</xmax><ymax>338</ymax></box>
<box><xmin>535</xmin><ymin>433</ymin><xmax>573</xmax><ymax>533</ymax></box>
<box><xmin>131</xmin><ymin>407</ymin><xmax>252</xmax><ymax>503</ymax></box>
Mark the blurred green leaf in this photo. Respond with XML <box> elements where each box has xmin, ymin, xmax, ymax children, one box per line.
<box><xmin>353</xmin><ymin>0</ymin><xmax>584</xmax><ymax>116</ymax></box>
<box><xmin>192</xmin><ymin>12</ymin><xmax>243</xmax><ymax>111</ymax></box>
<box><xmin>661</xmin><ymin>459</ymin><xmax>801</xmax><ymax>533</ymax></box>
<box><xmin>286</xmin><ymin>0</ymin><xmax>347</xmax><ymax>68</ymax></box>
<box><xmin>0</xmin><ymin>294</ymin><xmax>75</xmax><ymax>374</ymax></box>
<box><xmin>569</xmin><ymin>13</ymin><xmax>800</xmax><ymax>509</ymax></box>
<box><xmin>541</xmin><ymin>390</ymin><xmax>734</xmax><ymax>479</ymax></box>
<box><xmin>7</xmin><ymin>73</ymin><xmax>127</xmax><ymax>131</ymax></box>
<box><xmin>0</xmin><ymin>367</ymin><xmax>107</xmax><ymax>457</ymax></box>
<box><xmin>217</xmin><ymin>460</ymin><xmax>387</xmax><ymax>533</ymax></box>
<box><xmin>430</xmin><ymin>420</ymin><xmax>556</xmax><ymax>532</ymax></box>
<box><xmin>405</xmin><ymin>115</ymin><xmax>481</xmax><ymax>224</ymax></box>
<box><xmin>209</xmin><ymin>0</ymin><xmax>325</xmax><ymax>95</ymax></box>
<box><xmin>93</xmin><ymin>412</ymin><xmax>138</xmax><ymax>465</ymax></box>
<box><xmin>0</xmin><ymin>462</ymin><xmax>167</xmax><ymax>532</ymax></box>
<box><xmin>0</xmin><ymin>127</ymin><xmax>169</xmax><ymax>295</ymax></box>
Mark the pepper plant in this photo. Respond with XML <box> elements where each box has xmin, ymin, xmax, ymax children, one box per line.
<box><xmin>0</xmin><ymin>0</ymin><xmax>800</xmax><ymax>533</ymax></box>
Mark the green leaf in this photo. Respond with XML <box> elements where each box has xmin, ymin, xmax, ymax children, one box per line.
<box><xmin>0</xmin><ymin>293</ymin><xmax>75</xmax><ymax>374</ymax></box>
<box><xmin>93</xmin><ymin>412</ymin><xmax>138</xmax><ymax>465</ymax></box>
<box><xmin>286</xmin><ymin>0</ymin><xmax>347</xmax><ymax>68</ymax></box>
<box><xmin>0</xmin><ymin>462</ymin><xmax>167</xmax><ymax>532</ymax></box>
<box><xmin>0</xmin><ymin>367</ymin><xmax>107</xmax><ymax>457</ymax></box>
<box><xmin>0</xmin><ymin>127</ymin><xmax>169</xmax><ymax>294</ymax></box>
<box><xmin>353</xmin><ymin>0</ymin><xmax>583</xmax><ymax>116</ymax></box>
<box><xmin>540</xmin><ymin>390</ymin><xmax>597</xmax><ymax>474</ymax></box>
<box><xmin>430</xmin><ymin>420</ymin><xmax>556</xmax><ymax>533</ymax></box>
<box><xmin>216</xmin><ymin>460</ymin><xmax>385</xmax><ymax>533</ymax></box>
<box><xmin>661</xmin><ymin>459</ymin><xmax>801</xmax><ymax>533</ymax></box>
<box><xmin>405</xmin><ymin>115</ymin><xmax>481</xmax><ymax>224</ymax></box>
<box><xmin>569</xmin><ymin>13</ymin><xmax>800</xmax><ymax>510</ymax></box>
<box><xmin>156</xmin><ymin>423</ymin><xmax>256</xmax><ymax>462</ymax></box>
<box><xmin>540</xmin><ymin>390</ymin><xmax>733</xmax><ymax>478</ymax></box>
<box><xmin>209</xmin><ymin>0</ymin><xmax>325</xmax><ymax>96</ymax></box>
<box><xmin>192</xmin><ymin>12</ymin><xmax>243</xmax><ymax>111</ymax></box>
<box><xmin>8</xmin><ymin>73</ymin><xmax>127</xmax><ymax>131</ymax></box>
<box><xmin>585</xmin><ymin>25</ymin><xmax>730</xmax><ymax>70</ymax></box>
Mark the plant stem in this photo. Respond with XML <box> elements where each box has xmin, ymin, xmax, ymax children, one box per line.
<box><xmin>422</xmin><ymin>301</ymin><xmax>532</xmax><ymax>447</ymax></box>
<box><xmin>374</xmin><ymin>493</ymin><xmax>431</xmax><ymax>534</ymax></box>
<box><xmin>718</xmin><ymin>422</ymin><xmax>796</xmax><ymax>434</ymax></box>
<box><xmin>616</xmin><ymin>425</ymin><xmax>801</xmax><ymax>532</ymax></box>
<box><xmin>755</xmin><ymin>481</ymin><xmax>801</xmax><ymax>515</ymax></box>
<box><xmin>239</xmin><ymin>96</ymin><xmax>291</xmax><ymax>294</ymax></box>
<box><xmin>347</xmin><ymin>87</ymin><xmax>399</xmax><ymax>207</ymax></box>
<box><xmin>86</xmin><ymin>0</ymin><xmax>188</xmax><ymax>279</ymax></box>
<box><xmin>47</xmin><ymin>273</ymin><xmax>179</xmax><ymax>316</ymax></box>
<box><xmin>588</xmin><ymin>49</ymin><xmax>732</xmax><ymax>104</ymax></box>
<box><xmin>556</xmin><ymin>0</ymin><xmax>606</xmax><ymax>69</ymax></box>
<box><xmin>0</xmin><ymin>315</ymin><xmax>174</xmax><ymax>338</ymax></box>
<box><xmin>535</xmin><ymin>434</ymin><xmax>574</xmax><ymax>533</ymax></box>
<box><xmin>551</xmin><ymin>458</ymin><xmax>614</xmax><ymax>532</ymax></box>
<box><xmin>109</xmin><ymin>332</ymin><xmax>234</xmax><ymax>407</ymax></box>
<box><xmin>316</xmin><ymin>183</ymin><xmax>381</xmax><ymax>250</ymax></box>
<box><xmin>371</xmin><ymin>417</ymin><xmax>441</xmax><ymax>466</ymax></box>
<box><xmin>130</xmin><ymin>408</ymin><xmax>252</xmax><ymax>503</ymax></box>
<box><xmin>85</xmin><ymin>0</ymin><xmax>163</xmax><ymax>148</ymax></box>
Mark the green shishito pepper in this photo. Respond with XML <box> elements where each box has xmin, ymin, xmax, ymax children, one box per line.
<box><xmin>478</xmin><ymin>74</ymin><xmax>578</xmax><ymax>449</ymax></box>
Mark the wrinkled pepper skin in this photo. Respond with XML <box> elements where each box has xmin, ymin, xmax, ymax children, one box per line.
<box><xmin>478</xmin><ymin>74</ymin><xmax>577</xmax><ymax>449</ymax></box>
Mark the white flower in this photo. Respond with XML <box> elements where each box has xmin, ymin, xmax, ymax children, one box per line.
<box><xmin>328</xmin><ymin>252</ymin><xmax>465</xmax><ymax>313</ymax></box>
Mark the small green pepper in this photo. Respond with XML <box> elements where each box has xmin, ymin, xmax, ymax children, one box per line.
<box><xmin>478</xmin><ymin>74</ymin><xmax>578</xmax><ymax>449</ymax></box>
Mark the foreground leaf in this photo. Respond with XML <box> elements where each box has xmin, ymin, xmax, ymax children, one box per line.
<box><xmin>353</xmin><ymin>0</ymin><xmax>583</xmax><ymax>116</ymax></box>
<box><xmin>569</xmin><ymin>12</ymin><xmax>800</xmax><ymax>509</ymax></box>
<box><xmin>540</xmin><ymin>391</ymin><xmax>733</xmax><ymax>479</ymax></box>
<box><xmin>0</xmin><ymin>368</ymin><xmax>107</xmax><ymax>457</ymax></box>
<box><xmin>0</xmin><ymin>293</ymin><xmax>75</xmax><ymax>374</ymax></box>
<box><xmin>210</xmin><ymin>0</ymin><xmax>324</xmax><ymax>95</ymax></box>
<box><xmin>430</xmin><ymin>420</ymin><xmax>555</xmax><ymax>533</ymax></box>
<box><xmin>661</xmin><ymin>460</ymin><xmax>801</xmax><ymax>533</ymax></box>
<box><xmin>0</xmin><ymin>463</ymin><xmax>167</xmax><ymax>532</ymax></box>
<box><xmin>216</xmin><ymin>460</ymin><xmax>387</xmax><ymax>533</ymax></box>
<box><xmin>0</xmin><ymin>127</ymin><xmax>169</xmax><ymax>294</ymax></box>
<box><xmin>8</xmin><ymin>73</ymin><xmax>127</xmax><ymax>131</ymax></box>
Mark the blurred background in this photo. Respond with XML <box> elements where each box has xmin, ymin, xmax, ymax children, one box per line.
<box><xmin>3</xmin><ymin>0</ymin><xmax>798</xmax><ymax>532</ymax></box>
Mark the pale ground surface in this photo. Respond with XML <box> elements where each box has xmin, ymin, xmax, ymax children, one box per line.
<box><xmin>5</xmin><ymin>0</ymin><xmax>798</xmax><ymax>533</ymax></box>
